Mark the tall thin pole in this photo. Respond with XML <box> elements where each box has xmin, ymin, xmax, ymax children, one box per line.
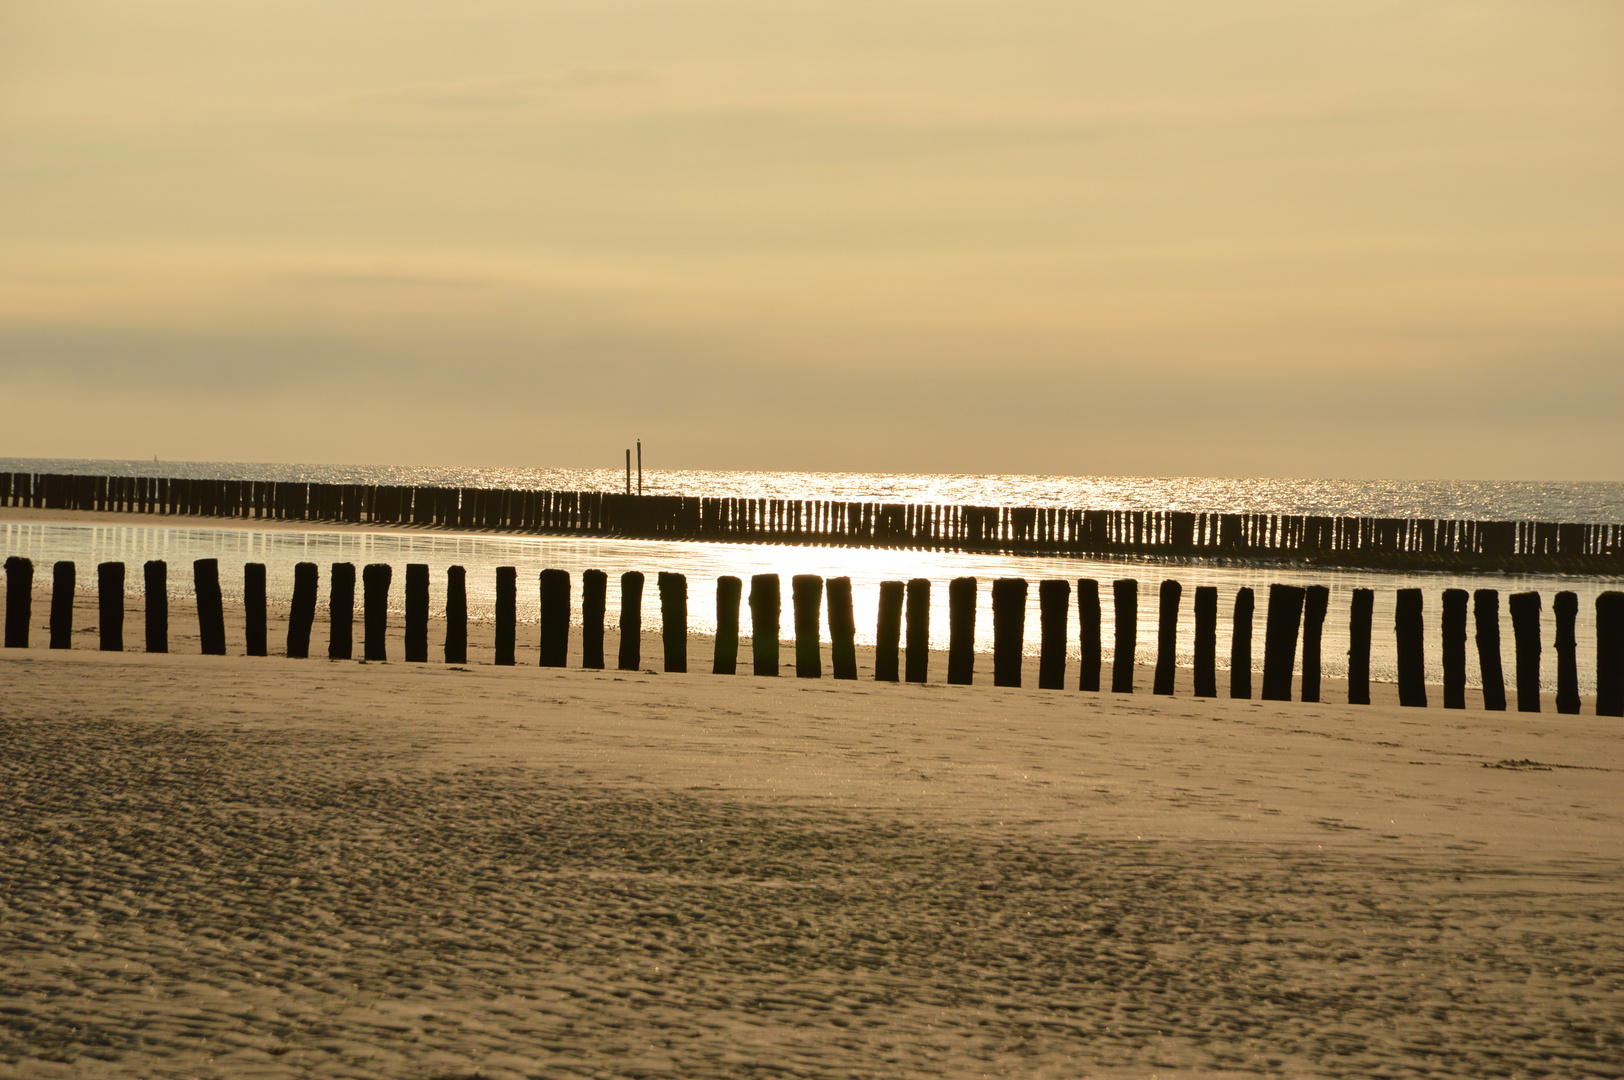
<box><xmin>636</xmin><ymin>440</ymin><xmax>642</xmax><ymax>496</ymax></box>
<box><xmin>625</xmin><ymin>449</ymin><xmax>631</xmax><ymax>495</ymax></box>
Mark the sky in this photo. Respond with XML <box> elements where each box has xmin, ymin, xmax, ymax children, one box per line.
<box><xmin>1</xmin><ymin>1</ymin><xmax>1620</xmax><ymax>479</ymax></box>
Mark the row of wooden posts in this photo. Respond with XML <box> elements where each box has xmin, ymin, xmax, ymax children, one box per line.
<box><xmin>6</xmin><ymin>555</ymin><xmax>1622</xmax><ymax>716</ymax></box>
<box><xmin>5</xmin><ymin>472</ymin><xmax>1622</xmax><ymax>566</ymax></box>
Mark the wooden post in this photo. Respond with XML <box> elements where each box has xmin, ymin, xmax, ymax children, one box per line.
<box><xmin>827</xmin><ymin>576</ymin><xmax>857</xmax><ymax>680</ymax></box>
<box><xmin>1441</xmin><ymin>588</ymin><xmax>1468</xmax><ymax>709</ymax></box>
<box><xmin>1554</xmin><ymin>591</ymin><xmax>1579</xmax><ymax>715</ymax></box>
<box><xmin>194</xmin><ymin>558</ymin><xmax>227</xmax><ymax>655</ymax></box>
<box><xmin>1509</xmin><ymin>591</ymin><xmax>1542</xmax><ymax>712</ymax></box>
<box><xmin>1111</xmin><ymin>579</ymin><xmax>1137</xmax><ymax>693</ymax></box>
<box><xmin>748</xmin><ymin>573</ymin><xmax>779</xmax><ymax>676</ymax></box>
<box><xmin>582</xmin><ymin>569</ymin><xmax>607</xmax><ymax>669</ymax></box>
<box><xmin>444</xmin><ymin>566</ymin><xmax>468</xmax><ymax>664</ymax></box>
<box><xmin>243</xmin><ymin>562</ymin><xmax>267</xmax><ymax>657</ymax></box>
<box><xmin>494</xmin><ymin>566</ymin><xmax>516</xmax><ymax>666</ymax></box>
<box><xmin>539</xmin><ymin>568</ymin><xmax>570</xmax><ymax>667</ymax></box>
<box><xmin>1395</xmin><ymin>587</ymin><xmax>1427</xmax><ymax>708</ymax></box>
<box><xmin>285</xmin><ymin>562</ymin><xmax>315</xmax><ymax>658</ymax></box>
<box><xmin>1300</xmin><ymin>585</ymin><xmax>1329</xmax><ymax>703</ymax></box>
<box><xmin>1038</xmin><ymin>579</ymin><xmax>1069</xmax><ymax>690</ymax></box>
<box><xmin>1077</xmin><ymin>579</ymin><xmax>1101</xmax><ymax>692</ymax></box>
<box><xmin>947</xmin><ymin>577</ymin><xmax>976</xmax><ymax>685</ymax></box>
<box><xmin>50</xmin><ymin>561</ymin><xmax>75</xmax><ymax>649</ymax></box>
<box><xmin>1153</xmin><ymin>579</ymin><xmax>1181</xmax><ymax>696</ymax></box>
<box><xmin>362</xmin><ymin>564</ymin><xmax>391</xmax><ymax>661</ymax></box>
<box><xmin>1260</xmin><ymin>584</ymin><xmax>1305</xmax><ymax>701</ymax></box>
<box><xmin>905</xmin><ymin>578</ymin><xmax>930</xmax><ymax>683</ymax></box>
<box><xmin>618</xmin><ymin>571</ymin><xmax>644</xmax><ymax>671</ymax></box>
<box><xmin>791</xmin><ymin>574</ymin><xmax>823</xmax><ymax>678</ymax></box>
<box><xmin>98</xmin><ymin>562</ymin><xmax>125</xmax><ymax>652</ymax></box>
<box><xmin>404</xmin><ymin>563</ymin><xmax>429</xmax><ymax>662</ymax></box>
<box><xmin>1596</xmin><ymin>591</ymin><xmax>1623</xmax><ymax>717</ymax></box>
<box><xmin>991</xmin><ymin>578</ymin><xmax>1027</xmax><ymax>688</ymax></box>
<box><xmin>713</xmin><ymin>575</ymin><xmax>741</xmax><ymax>674</ymax></box>
<box><xmin>1473</xmin><ymin>590</ymin><xmax>1506</xmax><ymax>711</ymax></box>
<box><xmin>3</xmin><ymin>556</ymin><xmax>30</xmax><ymax>648</ymax></box>
<box><xmin>1192</xmin><ymin>585</ymin><xmax>1217</xmax><ymax>697</ymax></box>
<box><xmin>875</xmin><ymin>580</ymin><xmax>904</xmax><ymax>682</ymax></box>
<box><xmin>658</xmin><ymin>571</ymin><xmax>687</xmax><ymax>673</ymax></box>
<box><xmin>1230</xmin><ymin>587</ymin><xmax>1254</xmax><ymax>699</ymax></box>
<box><xmin>1345</xmin><ymin>588</ymin><xmax>1373</xmax><ymax>705</ymax></box>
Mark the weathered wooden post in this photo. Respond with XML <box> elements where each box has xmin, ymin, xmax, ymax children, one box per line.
<box><xmin>3</xmin><ymin>556</ymin><xmax>30</xmax><ymax>648</ymax></box>
<box><xmin>905</xmin><ymin>578</ymin><xmax>930</xmax><ymax>683</ymax></box>
<box><xmin>285</xmin><ymin>562</ymin><xmax>315</xmax><ymax>658</ymax></box>
<box><xmin>1230</xmin><ymin>586</ymin><xmax>1254</xmax><ymax>699</ymax></box>
<box><xmin>1111</xmin><ymin>579</ymin><xmax>1137</xmax><ymax>693</ymax></box>
<box><xmin>582</xmin><ymin>569</ymin><xmax>607</xmax><ymax>669</ymax></box>
<box><xmin>327</xmin><ymin>563</ymin><xmax>355</xmax><ymax>660</ymax></box>
<box><xmin>98</xmin><ymin>562</ymin><xmax>125</xmax><ymax>652</ymax></box>
<box><xmin>713</xmin><ymin>575</ymin><xmax>741</xmax><ymax>674</ymax></box>
<box><xmin>748</xmin><ymin>573</ymin><xmax>779</xmax><ymax>676</ymax></box>
<box><xmin>50</xmin><ymin>561</ymin><xmax>75</xmax><ymax>649</ymax></box>
<box><xmin>539</xmin><ymin>568</ymin><xmax>570</xmax><ymax>667</ymax></box>
<box><xmin>403</xmin><ymin>563</ymin><xmax>429</xmax><ymax>662</ymax></box>
<box><xmin>827</xmin><ymin>576</ymin><xmax>857</xmax><ymax>680</ymax></box>
<box><xmin>875</xmin><ymin>580</ymin><xmax>904</xmax><ymax>682</ymax></box>
<box><xmin>1597</xmin><ymin>591</ymin><xmax>1623</xmax><ymax>717</ymax></box>
<box><xmin>1554</xmin><ymin>591</ymin><xmax>1579</xmax><ymax>715</ymax></box>
<box><xmin>991</xmin><ymin>577</ymin><xmax>1027</xmax><ymax>688</ymax></box>
<box><xmin>1300</xmin><ymin>585</ymin><xmax>1329</xmax><ymax>703</ymax></box>
<box><xmin>947</xmin><ymin>577</ymin><xmax>976</xmax><ymax>685</ymax></box>
<box><xmin>1394</xmin><ymin>587</ymin><xmax>1427</xmax><ymax>708</ymax></box>
<box><xmin>194</xmin><ymin>558</ymin><xmax>227</xmax><ymax>655</ymax></box>
<box><xmin>1038</xmin><ymin>579</ymin><xmax>1069</xmax><ymax>690</ymax></box>
<box><xmin>1192</xmin><ymin>585</ymin><xmax>1217</xmax><ymax>697</ymax></box>
<box><xmin>1473</xmin><ymin>589</ymin><xmax>1506</xmax><ymax>711</ymax></box>
<box><xmin>1153</xmin><ymin>579</ymin><xmax>1181</xmax><ymax>696</ymax></box>
<box><xmin>1346</xmin><ymin>588</ymin><xmax>1373</xmax><ymax>705</ymax></box>
<box><xmin>494</xmin><ymin>566</ymin><xmax>516</xmax><ymax>666</ymax></box>
<box><xmin>658</xmin><ymin>571</ymin><xmax>687</xmax><ymax>673</ymax></box>
<box><xmin>1078</xmin><ymin>579</ymin><xmax>1101</xmax><ymax>692</ymax></box>
<box><xmin>362</xmin><ymin>564</ymin><xmax>391</xmax><ymax>661</ymax></box>
<box><xmin>1441</xmin><ymin>588</ymin><xmax>1468</xmax><ymax>709</ymax></box>
<box><xmin>444</xmin><ymin>565</ymin><xmax>468</xmax><ymax>664</ymax></box>
<box><xmin>1509</xmin><ymin>591</ymin><xmax>1542</xmax><ymax>712</ymax></box>
<box><xmin>243</xmin><ymin>562</ymin><xmax>267</xmax><ymax>657</ymax></box>
<box><xmin>618</xmin><ymin>571</ymin><xmax>644</xmax><ymax>671</ymax></box>
<box><xmin>139</xmin><ymin>559</ymin><xmax>167</xmax><ymax>654</ymax></box>
<box><xmin>791</xmin><ymin>574</ymin><xmax>823</xmax><ymax>678</ymax></box>
<box><xmin>1260</xmin><ymin>584</ymin><xmax>1305</xmax><ymax>702</ymax></box>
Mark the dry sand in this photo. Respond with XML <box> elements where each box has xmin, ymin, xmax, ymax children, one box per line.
<box><xmin>2</xmin><ymin>587</ymin><xmax>1623</xmax><ymax>1078</ymax></box>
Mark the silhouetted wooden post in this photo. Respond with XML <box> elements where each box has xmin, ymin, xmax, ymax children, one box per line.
<box><xmin>1300</xmin><ymin>585</ymin><xmax>1329</xmax><ymax>703</ymax></box>
<box><xmin>1346</xmin><ymin>588</ymin><xmax>1373</xmax><ymax>705</ymax></box>
<box><xmin>285</xmin><ymin>562</ymin><xmax>315</xmax><ymax>658</ymax></box>
<box><xmin>658</xmin><ymin>571</ymin><xmax>687</xmax><ymax>673</ymax></box>
<box><xmin>875</xmin><ymin>580</ymin><xmax>903</xmax><ymax>682</ymax></box>
<box><xmin>1111</xmin><ymin>579</ymin><xmax>1137</xmax><ymax>693</ymax></box>
<box><xmin>618</xmin><ymin>571</ymin><xmax>644</xmax><ymax>671</ymax></box>
<box><xmin>1153</xmin><ymin>579</ymin><xmax>1181</xmax><ymax>696</ymax></box>
<box><xmin>827</xmin><ymin>576</ymin><xmax>857</xmax><ymax>680</ymax></box>
<box><xmin>905</xmin><ymin>578</ymin><xmax>930</xmax><ymax>683</ymax></box>
<box><xmin>1509</xmin><ymin>591</ymin><xmax>1541</xmax><ymax>712</ymax></box>
<box><xmin>1038</xmin><ymin>579</ymin><xmax>1069</xmax><ymax>690</ymax></box>
<box><xmin>327</xmin><ymin>562</ymin><xmax>355</xmax><ymax>660</ymax></box>
<box><xmin>194</xmin><ymin>558</ymin><xmax>226</xmax><ymax>655</ymax></box>
<box><xmin>1260</xmin><ymin>584</ymin><xmax>1305</xmax><ymax>701</ymax></box>
<box><xmin>494</xmin><ymin>566</ymin><xmax>516</xmax><ymax>666</ymax></box>
<box><xmin>992</xmin><ymin>578</ymin><xmax>1027</xmax><ymax>687</ymax></box>
<box><xmin>243</xmin><ymin>562</ymin><xmax>267</xmax><ymax>657</ymax></box>
<box><xmin>1394</xmin><ymin>588</ymin><xmax>1427</xmax><ymax>708</ymax></box>
<box><xmin>1191</xmin><ymin>586</ymin><xmax>1216</xmax><ymax>697</ymax></box>
<box><xmin>1597</xmin><ymin>591</ymin><xmax>1624</xmax><ymax>717</ymax></box>
<box><xmin>1077</xmin><ymin>579</ymin><xmax>1101</xmax><ymax>692</ymax></box>
<box><xmin>404</xmin><ymin>563</ymin><xmax>429</xmax><ymax>662</ymax></box>
<box><xmin>444</xmin><ymin>566</ymin><xmax>468</xmax><ymax>664</ymax></box>
<box><xmin>748</xmin><ymin>573</ymin><xmax>779</xmax><ymax>676</ymax></box>
<box><xmin>792</xmin><ymin>574</ymin><xmax>823</xmax><ymax>678</ymax></box>
<box><xmin>947</xmin><ymin>577</ymin><xmax>976</xmax><ymax>685</ymax></box>
<box><xmin>50</xmin><ymin>561</ymin><xmax>74</xmax><ymax>649</ymax></box>
<box><xmin>1473</xmin><ymin>589</ymin><xmax>1506</xmax><ymax>711</ymax></box>
<box><xmin>713</xmin><ymin>575</ymin><xmax>741</xmax><ymax>674</ymax></box>
<box><xmin>362</xmin><ymin>564</ymin><xmax>391</xmax><ymax>661</ymax></box>
<box><xmin>1441</xmin><ymin>588</ymin><xmax>1467</xmax><ymax>709</ymax></box>
<box><xmin>539</xmin><ymin>568</ymin><xmax>570</xmax><ymax>667</ymax></box>
<box><xmin>3</xmin><ymin>556</ymin><xmax>30</xmax><ymax>648</ymax></box>
<box><xmin>98</xmin><ymin>562</ymin><xmax>124</xmax><ymax>652</ymax></box>
<box><xmin>1230</xmin><ymin>587</ymin><xmax>1254</xmax><ymax>699</ymax></box>
<box><xmin>582</xmin><ymin>569</ymin><xmax>607</xmax><ymax>669</ymax></box>
<box><xmin>1554</xmin><ymin>591</ymin><xmax>1579</xmax><ymax>715</ymax></box>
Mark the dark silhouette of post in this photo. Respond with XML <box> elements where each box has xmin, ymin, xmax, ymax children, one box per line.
<box><xmin>658</xmin><ymin>571</ymin><xmax>687</xmax><ymax>672</ymax></box>
<box><xmin>905</xmin><ymin>578</ymin><xmax>930</xmax><ymax>683</ymax></box>
<box><xmin>1347</xmin><ymin>588</ymin><xmax>1373</xmax><ymax>705</ymax></box>
<box><xmin>1300</xmin><ymin>585</ymin><xmax>1329</xmax><ymax>703</ymax></box>
<box><xmin>1261</xmin><ymin>584</ymin><xmax>1305</xmax><ymax>702</ymax></box>
<box><xmin>792</xmin><ymin>574</ymin><xmax>823</xmax><ymax>678</ymax></box>
<box><xmin>1077</xmin><ymin>579</ymin><xmax>1101</xmax><ymax>692</ymax></box>
<box><xmin>1230</xmin><ymin>587</ymin><xmax>1254</xmax><ymax>699</ymax></box>
<box><xmin>875</xmin><ymin>580</ymin><xmax>903</xmax><ymax>682</ymax></box>
<box><xmin>194</xmin><ymin>559</ymin><xmax>226</xmax><ymax>656</ymax></box>
<box><xmin>582</xmin><ymin>569</ymin><xmax>607</xmax><ymax>669</ymax></box>
<box><xmin>243</xmin><ymin>562</ymin><xmax>267</xmax><ymax>657</ymax></box>
<box><xmin>1554</xmin><ymin>591</ymin><xmax>1579</xmax><ymax>715</ymax></box>
<box><xmin>329</xmin><ymin>563</ymin><xmax>355</xmax><ymax>660</ymax></box>
<box><xmin>1473</xmin><ymin>589</ymin><xmax>1506</xmax><ymax>711</ymax></box>
<box><xmin>1597</xmin><ymin>592</ymin><xmax>1623</xmax><ymax>717</ymax></box>
<box><xmin>97</xmin><ymin>562</ymin><xmax>124</xmax><ymax>652</ymax></box>
<box><xmin>3</xmin><ymin>556</ymin><xmax>31</xmax><ymax>648</ymax></box>
<box><xmin>748</xmin><ymin>574</ymin><xmax>779</xmax><ymax>676</ymax></box>
<box><xmin>1395</xmin><ymin>588</ymin><xmax>1427</xmax><ymax>708</ymax></box>
<box><xmin>947</xmin><ymin>577</ymin><xmax>976</xmax><ymax>685</ymax></box>
<box><xmin>50</xmin><ymin>561</ymin><xmax>74</xmax><ymax>649</ymax></box>
<box><xmin>713</xmin><ymin>575</ymin><xmax>741</xmax><ymax>674</ymax></box>
<box><xmin>992</xmin><ymin>577</ymin><xmax>1027</xmax><ymax>688</ymax></box>
<box><xmin>1038</xmin><ymin>579</ymin><xmax>1069</xmax><ymax>690</ymax></box>
<box><xmin>539</xmin><ymin>568</ymin><xmax>570</xmax><ymax>667</ymax></box>
<box><xmin>1441</xmin><ymin>588</ymin><xmax>1468</xmax><ymax>709</ymax></box>
<box><xmin>1111</xmin><ymin>579</ymin><xmax>1137</xmax><ymax>693</ymax></box>
<box><xmin>286</xmin><ymin>562</ymin><xmax>316</xmax><ymax>658</ymax></box>
<box><xmin>494</xmin><ymin>566</ymin><xmax>516</xmax><ymax>666</ymax></box>
<box><xmin>827</xmin><ymin>576</ymin><xmax>857</xmax><ymax>680</ymax></box>
<box><xmin>362</xmin><ymin>564</ymin><xmax>391</xmax><ymax>661</ymax></box>
<box><xmin>1153</xmin><ymin>579</ymin><xmax>1181</xmax><ymax>696</ymax></box>
<box><xmin>618</xmin><ymin>571</ymin><xmax>645</xmax><ymax>671</ymax></box>
<box><xmin>1509</xmin><ymin>591</ymin><xmax>1542</xmax><ymax>712</ymax></box>
<box><xmin>1192</xmin><ymin>585</ymin><xmax>1216</xmax><ymax>697</ymax></box>
<box><xmin>402</xmin><ymin>563</ymin><xmax>429</xmax><ymax>662</ymax></box>
<box><xmin>444</xmin><ymin>565</ymin><xmax>468</xmax><ymax>664</ymax></box>
<box><xmin>144</xmin><ymin>560</ymin><xmax>168</xmax><ymax>654</ymax></box>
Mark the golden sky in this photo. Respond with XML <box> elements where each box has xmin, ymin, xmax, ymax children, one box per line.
<box><xmin>2</xmin><ymin>1</ymin><xmax>1620</xmax><ymax>477</ymax></box>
